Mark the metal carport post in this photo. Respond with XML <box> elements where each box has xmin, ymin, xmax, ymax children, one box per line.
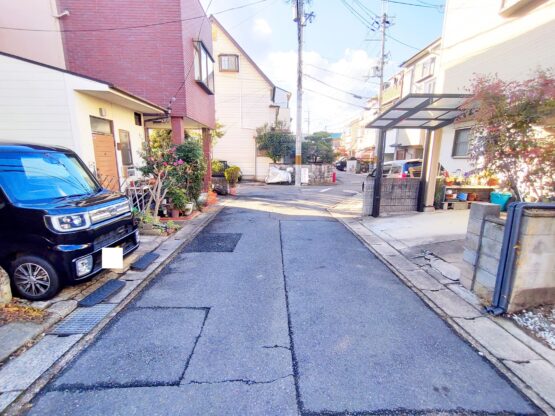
<box><xmin>366</xmin><ymin>94</ymin><xmax>471</xmax><ymax>218</ymax></box>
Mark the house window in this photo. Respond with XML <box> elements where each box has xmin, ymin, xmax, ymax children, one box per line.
<box><xmin>90</xmin><ymin>116</ymin><xmax>112</xmax><ymax>135</ymax></box>
<box><xmin>134</xmin><ymin>112</ymin><xmax>142</xmax><ymax>126</ymax></box>
<box><xmin>118</xmin><ymin>130</ymin><xmax>133</xmax><ymax>166</ymax></box>
<box><xmin>194</xmin><ymin>41</ymin><xmax>215</xmax><ymax>94</ymax></box>
<box><xmin>219</xmin><ymin>54</ymin><xmax>239</xmax><ymax>72</ymax></box>
<box><xmin>452</xmin><ymin>128</ymin><xmax>471</xmax><ymax>157</ymax></box>
<box><xmin>420</xmin><ymin>57</ymin><xmax>435</xmax><ymax>80</ymax></box>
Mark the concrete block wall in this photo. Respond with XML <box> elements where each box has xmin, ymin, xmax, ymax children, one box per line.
<box><xmin>508</xmin><ymin>209</ymin><xmax>555</xmax><ymax>312</ymax></box>
<box><xmin>461</xmin><ymin>202</ymin><xmax>502</xmax><ymax>292</ymax></box>
<box><xmin>362</xmin><ymin>177</ymin><xmax>420</xmax><ymax>216</ymax></box>
<box><xmin>473</xmin><ymin>217</ymin><xmax>505</xmax><ymax>301</ymax></box>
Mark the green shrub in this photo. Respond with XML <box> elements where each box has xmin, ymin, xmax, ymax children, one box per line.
<box><xmin>174</xmin><ymin>140</ymin><xmax>206</xmax><ymax>203</ymax></box>
<box><xmin>225</xmin><ymin>166</ymin><xmax>241</xmax><ymax>186</ymax></box>
<box><xmin>212</xmin><ymin>160</ymin><xmax>224</xmax><ymax>174</ymax></box>
<box><xmin>167</xmin><ymin>187</ymin><xmax>189</xmax><ymax>211</ymax></box>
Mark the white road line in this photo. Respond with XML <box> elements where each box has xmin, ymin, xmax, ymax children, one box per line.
<box><xmin>319</xmin><ymin>188</ymin><xmax>332</xmax><ymax>193</ymax></box>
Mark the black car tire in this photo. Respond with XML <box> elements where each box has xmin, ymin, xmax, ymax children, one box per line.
<box><xmin>11</xmin><ymin>255</ymin><xmax>61</xmax><ymax>301</ymax></box>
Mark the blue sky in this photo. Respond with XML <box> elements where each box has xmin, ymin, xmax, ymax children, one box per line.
<box><xmin>203</xmin><ymin>0</ymin><xmax>445</xmax><ymax>132</ymax></box>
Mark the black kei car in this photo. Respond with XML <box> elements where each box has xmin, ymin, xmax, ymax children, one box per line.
<box><xmin>0</xmin><ymin>143</ymin><xmax>139</xmax><ymax>301</ymax></box>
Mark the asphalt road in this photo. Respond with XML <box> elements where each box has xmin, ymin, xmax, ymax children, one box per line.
<box><xmin>28</xmin><ymin>172</ymin><xmax>538</xmax><ymax>415</ymax></box>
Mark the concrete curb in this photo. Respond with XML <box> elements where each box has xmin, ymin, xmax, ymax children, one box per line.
<box><xmin>1</xmin><ymin>203</ymin><xmax>225</xmax><ymax>416</ymax></box>
<box><xmin>328</xmin><ymin>203</ymin><xmax>555</xmax><ymax>416</ymax></box>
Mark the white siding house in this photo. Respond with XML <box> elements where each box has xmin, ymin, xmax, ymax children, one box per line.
<box><xmin>211</xmin><ymin>17</ymin><xmax>291</xmax><ymax>181</ymax></box>
<box><xmin>0</xmin><ymin>52</ymin><xmax>165</xmax><ymax>190</ymax></box>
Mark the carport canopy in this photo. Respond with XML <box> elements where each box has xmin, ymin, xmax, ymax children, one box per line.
<box><xmin>365</xmin><ymin>93</ymin><xmax>471</xmax><ymax>217</ymax></box>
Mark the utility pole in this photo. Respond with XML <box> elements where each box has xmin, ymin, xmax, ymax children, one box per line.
<box><xmin>294</xmin><ymin>0</ymin><xmax>304</xmax><ymax>187</ymax></box>
<box><xmin>377</xmin><ymin>2</ymin><xmax>388</xmax><ymax>112</ymax></box>
<box><xmin>372</xmin><ymin>0</ymin><xmax>389</xmax><ymax>217</ymax></box>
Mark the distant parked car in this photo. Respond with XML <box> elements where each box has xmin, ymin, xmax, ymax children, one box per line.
<box><xmin>0</xmin><ymin>143</ymin><xmax>139</xmax><ymax>300</ymax></box>
<box><xmin>362</xmin><ymin>159</ymin><xmax>444</xmax><ymax>191</ymax></box>
<box><xmin>369</xmin><ymin>159</ymin><xmax>423</xmax><ymax>179</ymax></box>
<box><xmin>335</xmin><ymin>158</ymin><xmax>347</xmax><ymax>171</ymax></box>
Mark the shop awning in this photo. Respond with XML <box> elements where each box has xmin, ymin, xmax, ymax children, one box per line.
<box><xmin>366</xmin><ymin>93</ymin><xmax>471</xmax><ymax>131</ymax></box>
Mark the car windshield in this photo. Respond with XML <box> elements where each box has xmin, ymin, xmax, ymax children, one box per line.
<box><xmin>0</xmin><ymin>151</ymin><xmax>101</xmax><ymax>203</ymax></box>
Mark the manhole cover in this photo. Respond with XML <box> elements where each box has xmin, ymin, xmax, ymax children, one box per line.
<box><xmin>184</xmin><ymin>233</ymin><xmax>242</xmax><ymax>253</ymax></box>
<box><xmin>49</xmin><ymin>304</ymin><xmax>115</xmax><ymax>335</ymax></box>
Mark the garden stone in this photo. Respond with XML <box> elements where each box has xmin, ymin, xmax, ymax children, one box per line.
<box><xmin>0</xmin><ymin>266</ymin><xmax>11</xmax><ymax>306</ymax></box>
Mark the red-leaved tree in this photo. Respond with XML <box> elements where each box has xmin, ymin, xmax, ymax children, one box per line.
<box><xmin>462</xmin><ymin>70</ymin><xmax>555</xmax><ymax>202</ymax></box>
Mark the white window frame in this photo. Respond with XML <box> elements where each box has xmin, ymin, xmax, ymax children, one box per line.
<box><xmin>452</xmin><ymin>128</ymin><xmax>471</xmax><ymax>158</ymax></box>
<box><xmin>219</xmin><ymin>54</ymin><xmax>239</xmax><ymax>72</ymax></box>
<box><xmin>194</xmin><ymin>41</ymin><xmax>215</xmax><ymax>94</ymax></box>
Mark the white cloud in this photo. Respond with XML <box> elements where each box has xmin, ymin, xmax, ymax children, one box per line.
<box><xmin>261</xmin><ymin>49</ymin><xmax>379</xmax><ymax>133</ymax></box>
<box><xmin>252</xmin><ymin>18</ymin><xmax>272</xmax><ymax>36</ymax></box>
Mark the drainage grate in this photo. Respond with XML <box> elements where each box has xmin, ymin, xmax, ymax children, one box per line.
<box><xmin>49</xmin><ymin>304</ymin><xmax>116</xmax><ymax>335</ymax></box>
<box><xmin>184</xmin><ymin>233</ymin><xmax>242</xmax><ymax>253</ymax></box>
<box><xmin>131</xmin><ymin>252</ymin><xmax>160</xmax><ymax>271</ymax></box>
<box><xmin>78</xmin><ymin>280</ymin><xmax>125</xmax><ymax>307</ymax></box>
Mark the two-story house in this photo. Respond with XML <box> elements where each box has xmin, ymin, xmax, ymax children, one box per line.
<box><xmin>0</xmin><ymin>0</ymin><xmax>215</xmax><ymax>189</ymax></box>
<box><xmin>210</xmin><ymin>16</ymin><xmax>290</xmax><ymax>181</ymax></box>
<box><xmin>436</xmin><ymin>0</ymin><xmax>555</xmax><ymax>175</ymax></box>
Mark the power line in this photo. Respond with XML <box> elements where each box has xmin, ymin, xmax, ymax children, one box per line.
<box><xmin>387</xmin><ymin>0</ymin><xmax>443</xmax><ymax>10</ymax></box>
<box><xmin>0</xmin><ymin>0</ymin><xmax>270</xmax><ymax>33</ymax></box>
<box><xmin>305</xmin><ymin>63</ymin><xmax>379</xmax><ymax>84</ymax></box>
<box><xmin>304</xmin><ymin>74</ymin><xmax>372</xmax><ymax>99</ymax></box>
<box><xmin>386</xmin><ymin>33</ymin><xmax>420</xmax><ymax>50</ymax></box>
<box><xmin>304</xmin><ymin>88</ymin><xmax>368</xmax><ymax>109</ymax></box>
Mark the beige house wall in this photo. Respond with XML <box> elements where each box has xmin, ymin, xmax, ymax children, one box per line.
<box><xmin>211</xmin><ymin>22</ymin><xmax>290</xmax><ymax>181</ymax></box>
<box><xmin>0</xmin><ymin>54</ymin><xmax>156</xmax><ymax>183</ymax></box>
<box><xmin>438</xmin><ymin>0</ymin><xmax>555</xmax><ymax>174</ymax></box>
<box><xmin>0</xmin><ymin>0</ymin><xmax>66</xmax><ymax>68</ymax></box>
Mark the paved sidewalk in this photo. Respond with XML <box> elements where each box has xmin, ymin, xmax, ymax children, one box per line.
<box><xmin>330</xmin><ymin>196</ymin><xmax>555</xmax><ymax>414</ymax></box>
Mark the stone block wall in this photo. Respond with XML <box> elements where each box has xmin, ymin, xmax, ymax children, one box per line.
<box><xmin>461</xmin><ymin>202</ymin><xmax>502</xmax><ymax>292</ymax></box>
<box><xmin>508</xmin><ymin>209</ymin><xmax>555</xmax><ymax>312</ymax></box>
<box><xmin>473</xmin><ymin>217</ymin><xmax>505</xmax><ymax>301</ymax></box>
<box><xmin>463</xmin><ymin>203</ymin><xmax>555</xmax><ymax>312</ymax></box>
<box><xmin>362</xmin><ymin>177</ymin><xmax>420</xmax><ymax>216</ymax></box>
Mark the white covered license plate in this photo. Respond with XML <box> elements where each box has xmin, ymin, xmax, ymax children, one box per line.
<box><xmin>101</xmin><ymin>247</ymin><xmax>123</xmax><ymax>269</ymax></box>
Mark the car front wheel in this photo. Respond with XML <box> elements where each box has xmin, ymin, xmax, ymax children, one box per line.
<box><xmin>11</xmin><ymin>255</ymin><xmax>61</xmax><ymax>301</ymax></box>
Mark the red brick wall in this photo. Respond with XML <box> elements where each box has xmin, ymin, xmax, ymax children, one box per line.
<box><xmin>57</xmin><ymin>0</ymin><xmax>215</xmax><ymax>128</ymax></box>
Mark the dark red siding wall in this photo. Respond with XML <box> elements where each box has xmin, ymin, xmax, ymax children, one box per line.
<box><xmin>180</xmin><ymin>0</ymin><xmax>215</xmax><ymax>128</ymax></box>
<box><xmin>57</xmin><ymin>0</ymin><xmax>215</xmax><ymax>128</ymax></box>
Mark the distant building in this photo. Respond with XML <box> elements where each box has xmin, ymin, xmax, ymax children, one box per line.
<box><xmin>210</xmin><ymin>16</ymin><xmax>291</xmax><ymax>181</ymax></box>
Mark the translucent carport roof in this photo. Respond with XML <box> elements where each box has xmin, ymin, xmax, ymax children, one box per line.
<box><xmin>366</xmin><ymin>93</ymin><xmax>471</xmax><ymax>130</ymax></box>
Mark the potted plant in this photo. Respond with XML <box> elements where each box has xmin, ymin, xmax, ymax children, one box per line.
<box><xmin>167</xmin><ymin>187</ymin><xmax>188</xmax><ymax>218</ymax></box>
<box><xmin>183</xmin><ymin>200</ymin><xmax>194</xmax><ymax>216</ymax></box>
<box><xmin>225</xmin><ymin>166</ymin><xmax>241</xmax><ymax>196</ymax></box>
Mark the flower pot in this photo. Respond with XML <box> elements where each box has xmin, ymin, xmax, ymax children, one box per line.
<box><xmin>487</xmin><ymin>178</ymin><xmax>499</xmax><ymax>186</ymax></box>
<box><xmin>467</xmin><ymin>192</ymin><xmax>477</xmax><ymax>201</ymax></box>
<box><xmin>183</xmin><ymin>203</ymin><xmax>194</xmax><ymax>216</ymax></box>
<box><xmin>229</xmin><ymin>186</ymin><xmax>237</xmax><ymax>196</ymax></box>
<box><xmin>445</xmin><ymin>180</ymin><xmax>454</xmax><ymax>186</ymax></box>
<box><xmin>171</xmin><ymin>209</ymin><xmax>180</xmax><ymax>219</ymax></box>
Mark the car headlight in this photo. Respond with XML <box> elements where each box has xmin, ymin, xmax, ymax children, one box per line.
<box><xmin>47</xmin><ymin>213</ymin><xmax>91</xmax><ymax>232</ymax></box>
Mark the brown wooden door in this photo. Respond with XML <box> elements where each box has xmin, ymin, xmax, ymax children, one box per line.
<box><xmin>93</xmin><ymin>134</ymin><xmax>120</xmax><ymax>191</ymax></box>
